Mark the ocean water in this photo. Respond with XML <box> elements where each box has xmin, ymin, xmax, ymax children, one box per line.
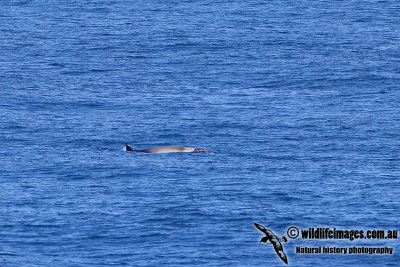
<box><xmin>1</xmin><ymin>0</ymin><xmax>399</xmax><ymax>266</ymax></box>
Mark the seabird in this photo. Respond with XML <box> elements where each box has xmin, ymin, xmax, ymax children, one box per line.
<box><xmin>254</xmin><ymin>222</ymin><xmax>288</xmax><ymax>264</ymax></box>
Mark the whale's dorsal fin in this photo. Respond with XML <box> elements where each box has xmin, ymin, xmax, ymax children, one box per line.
<box><xmin>125</xmin><ymin>144</ymin><xmax>135</xmax><ymax>151</ymax></box>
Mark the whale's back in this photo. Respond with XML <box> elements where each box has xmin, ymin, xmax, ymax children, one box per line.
<box><xmin>140</xmin><ymin>146</ymin><xmax>195</xmax><ymax>153</ymax></box>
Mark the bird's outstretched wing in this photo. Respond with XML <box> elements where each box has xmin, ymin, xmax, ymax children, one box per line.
<box><xmin>253</xmin><ymin>222</ymin><xmax>274</xmax><ymax>237</ymax></box>
<box><xmin>273</xmin><ymin>244</ymin><xmax>288</xmax><ymax>264</ymax></box>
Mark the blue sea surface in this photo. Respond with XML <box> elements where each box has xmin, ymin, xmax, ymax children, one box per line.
<box><xmin>1</xmin><ymin>0</ymin><xmax>400</xmax><ymax>266</ymax></box>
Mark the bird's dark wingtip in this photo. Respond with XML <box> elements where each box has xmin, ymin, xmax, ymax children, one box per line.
<box><xmin>280</xmin><ymin>253</ymin><xmax>289</xmax><ymax>264</ymax></box>
<box><xmin>253</xmin><ymin>222</ymin><xmax>266</xmax><ymax>232</ymax></box>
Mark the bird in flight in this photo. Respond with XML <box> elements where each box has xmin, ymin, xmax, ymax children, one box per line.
<box><xmin>254</xmin><ymin>222</ymin><xmax>288</xmax><ymax>264</ymax></box>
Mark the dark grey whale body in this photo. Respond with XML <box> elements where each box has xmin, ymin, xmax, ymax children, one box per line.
<box><xmin>125</xmin><ymin>144</ymin><xmax>208</xmax><ymax>153</ymax></box>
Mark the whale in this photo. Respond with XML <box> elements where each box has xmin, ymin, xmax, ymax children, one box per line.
<box><xmin>125</xmin><ymin>144</ymin><xmax>208</xmax><ymax>153</ymax></box>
